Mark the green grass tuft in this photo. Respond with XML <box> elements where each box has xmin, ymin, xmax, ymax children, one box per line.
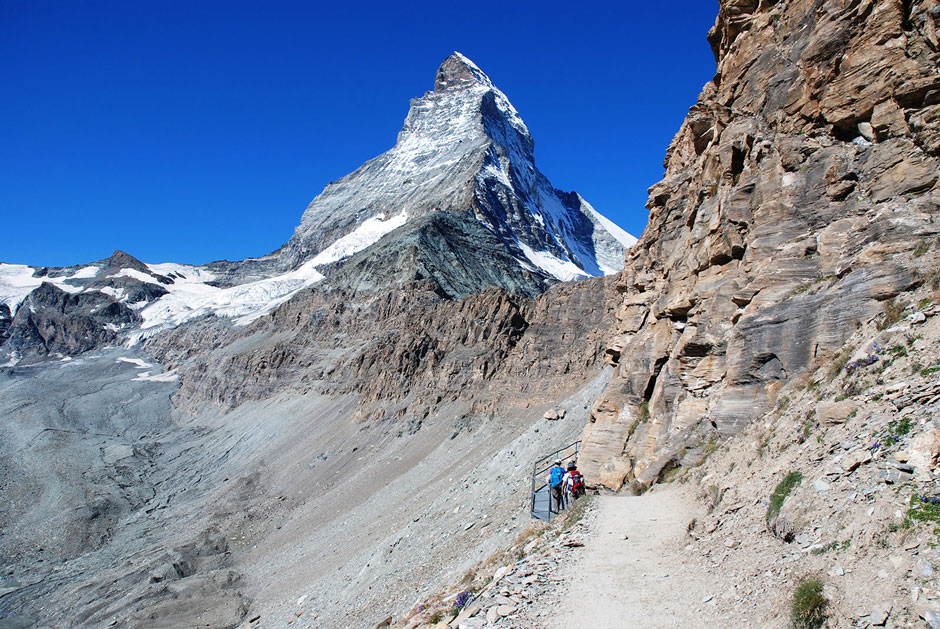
<box><xmin>907</xmin><ymin>494</ymin><xmax>940</xmax><ymax>537</ymax></box>
<box><xmin>891</xmin><ymin>416</ymin><xmax>914</xmax><ymax>436</ymax></box>
<box><xmin>767</xmin><ymin>471</ymin><xmax>803</xmax><ymax>524</ymax></box>
<box><xmin>791</xmin><ymin>578</ymin><xmax>828</xmax><ymax>628</ymax></box>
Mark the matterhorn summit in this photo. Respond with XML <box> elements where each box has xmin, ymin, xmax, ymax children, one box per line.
<box><xmin>280</xmin><ymin>52</ymin><xmax>635</xmax><ymax>289</ymax></box>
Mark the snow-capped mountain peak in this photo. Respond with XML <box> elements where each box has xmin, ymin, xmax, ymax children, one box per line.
<box><xmin>282</xmin><ymin>52</ymin><xmax>634</xmax><ymax>284</ymax></box>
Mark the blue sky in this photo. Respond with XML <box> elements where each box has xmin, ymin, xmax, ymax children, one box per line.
<box><xmin>1</xmin><ymin>1</ymin><xmax>718</xmax><ymax>267</ymax></box>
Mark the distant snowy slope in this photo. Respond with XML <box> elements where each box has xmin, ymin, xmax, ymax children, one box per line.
<box><xmin>0</xmin><ymin>208</ymin><xmax>418</xmax><ymax>345</ymax></box>
<box><xmin>137</xmin><ymin>210</ymin><xmax>406</xmax><ymax>331</ymax></box>
<box><xmin>0</xmin><ymin>264</ymin><xmax>88</xmax><ymax>310</ymax></box>
<box><xmin>129</xmin><ymin>261</ymin><xmax>322</xmax><ymax>332</ymax></box>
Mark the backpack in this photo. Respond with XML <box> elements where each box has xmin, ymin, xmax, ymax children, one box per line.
<box><xmin>550</xmin><ymin>466</ymin><xmax>564</xmax><ymax>488</ymax></box>
<box><xmin>570</xmin><ymin>470</ymin><xmax>585</xmax><ymax>497</ymax></box>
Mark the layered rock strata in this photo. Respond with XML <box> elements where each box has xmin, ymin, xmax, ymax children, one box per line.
<box><xmin>147</xmin><ymin>273</ymin><xmax>618</xmax><ymax>427</ymax></box>
<box><xmin>581</xmin><ymin>0</ymin><xmax>940</xmax><ymax>488</ymax></box>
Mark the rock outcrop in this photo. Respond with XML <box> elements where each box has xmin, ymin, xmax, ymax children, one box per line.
<box><xmin>5</xmin><ymin>282</ymin><xmax>140</xmax><ymax>361</ymax></box>
<box><xmin>581</xmin><ymin>0</ymin><xmax>940</xmax><ymax>489</ymax></box>
<box><xmin>0</xmin><ymin>251</ymin><xmax>176</xmax><ymax>364</ymax></box>
<box><xmin>321</xmin><ymin>211</ymin><xmax>551</xmax><ymax>300</ymax></box>
<box><xmin>0</xmin><ymin>304</ymin><xmax>11</xmax><ymax>346</ymax></box>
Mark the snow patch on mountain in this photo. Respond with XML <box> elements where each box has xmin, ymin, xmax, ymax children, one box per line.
<box><xmin>135</xmin><ymin>260</ymin><xmax>325</xmax><ymax>332</ymax></box>
<box><xmin>116</xmin><ymin>355</ymin><xmax>178</xmax><ymax>381</ymax></box>
<box><xmin>116</xmin><ymin>357</ymin><xmax>152</xmax><ymax>368</ymax></box>
<box><xmin>516</xmin><ymin>242</ymin><xmax>590</xmax><ymax>282</ymax></box>
<box><xmin>0</xmin><ymin>263</ymin><xmax>89</xmax><ymax>310</ymax></box>
<box><xmin>584</xmin><ymin>201</ymin><xmax>638</xmax><ymax>249</ymax></box>
<box><xmin>134</xmin><ymin>370</ymin><xmax>179</xmax><ymax>382</ymax></box>
<box><xmin>147</xmin><ymin>263</ymin><xmax>216</xmax><ymax>284</ymax></box>
<box><xmin>71</xmin><ymin>265</ymin><xmax>102</xmax><ymax>279</ymax></box>
<box><xmin>309</xmin><ymin>212</ymin><xmax>408</xmax><ymax>267</ymax></box>
<box><xmin>115</xmin><ymin>268</ymin><xmax>164</xmax><ymax>285</ymax></box>
<box><xmin>98</xmin><ymin>286</ymin><xmax>128</xmax><ymax>302</ymax></box>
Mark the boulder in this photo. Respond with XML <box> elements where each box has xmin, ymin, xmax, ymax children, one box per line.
<box><xmin>543</xmin><ymin>407</ymin><xmax>566</xmax><ymax>421</ymax></box>
<box><xmin>909</xmin><ymin>429</ymin><xmax>940</xmax><ymax>473</ymax></box>
<box><xmin>816</xmin><ymin>400</ymin><xmax>860</xmax><ymax>425</ymax></box>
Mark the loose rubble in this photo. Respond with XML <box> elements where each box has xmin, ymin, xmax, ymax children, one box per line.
<box><xmin>395</xmin><ymin>499</ymin><xmax>597</xmax><ymax>629</ymax></box>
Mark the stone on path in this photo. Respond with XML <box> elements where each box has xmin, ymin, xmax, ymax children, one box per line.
<box><xmin>870</xmin><ymin>603</ymin><xmax>891</xmax><ymax>626</ymax></box>
<box><xmin>496</xmin><ymin>604</ymin><xmax>516</xmax><ymax>617</ymax></box>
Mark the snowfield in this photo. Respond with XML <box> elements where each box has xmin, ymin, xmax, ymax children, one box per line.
<box><xmin>516</xmin><ymin>242</ymin><xmax>590</xmax><ymax>283</ymax></box>
<box><xmin>138</xmin><ymin>259</ymin><xmax>325</xmax><ymax>330</ymax></box>
<box><xmin>308</xmin><ymin>212</ymin><xmax>407</xmax><ymax>267</ymax></box>
<box><xmin>0</xmin><ymin>210</ymin><xmax>412</xmax><ymax>341</ymax></box>
<box><xmin>0</xmin><ymin>264</ymin><xmax>86</xmax><ymax>310</ymax></box>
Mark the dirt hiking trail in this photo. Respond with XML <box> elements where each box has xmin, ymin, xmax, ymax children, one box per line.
<box><xmin>548</xmin><ymin>485</ymin><xmax>735</xmax><ymax>629</ymax></box>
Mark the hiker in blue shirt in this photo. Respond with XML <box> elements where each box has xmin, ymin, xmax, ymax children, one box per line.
<box><xmin>546</xmin><ymin>458</ymin><xmax>566</xmax><ymax>514</ymax></box>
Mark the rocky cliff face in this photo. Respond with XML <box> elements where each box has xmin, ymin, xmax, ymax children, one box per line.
<box><xmin>580</xmin><ymin>0</ymin><xmax>940</xmax><ymax>489</ymax></box>
<box><xmin>6</xmin><ymin>280</ymin><xmax>141</xmax><ymax>359</ymax></box>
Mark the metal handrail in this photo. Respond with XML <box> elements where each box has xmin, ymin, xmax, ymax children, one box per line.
<box><xmin>530</xmin><ymin>440</ymin><xmax>581</xmax><ymax>520</ymax></box>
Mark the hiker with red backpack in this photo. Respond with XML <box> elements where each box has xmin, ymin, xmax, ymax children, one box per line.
<box><xmin>563</xmin><ymin>461</ymin><xmax>585</xmax><ymax>506</ymax></box>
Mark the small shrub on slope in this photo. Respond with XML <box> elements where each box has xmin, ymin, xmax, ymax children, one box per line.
<box><xmin>878</xmin><ymin>297</ymin><xmax>903</xmax><ymax>330</ymax></box>
<box><xmin>791</xmin><ymin>578</ymin><xmax>828</xmax><ymax>628</ymax></box>
<box><xmin>906</xmin><ymin>493</ymin><xmax>940</xmax><ymax>537</ymax></box>
<box><xmin>767</xmin><ymin>471</ymin><xmax>803</xmax><ymax>525</ymax></box>
<box><xmin>827</xmin><ymin>346</ymin><xmax>853</xmax><ymax>381</ymax></box>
